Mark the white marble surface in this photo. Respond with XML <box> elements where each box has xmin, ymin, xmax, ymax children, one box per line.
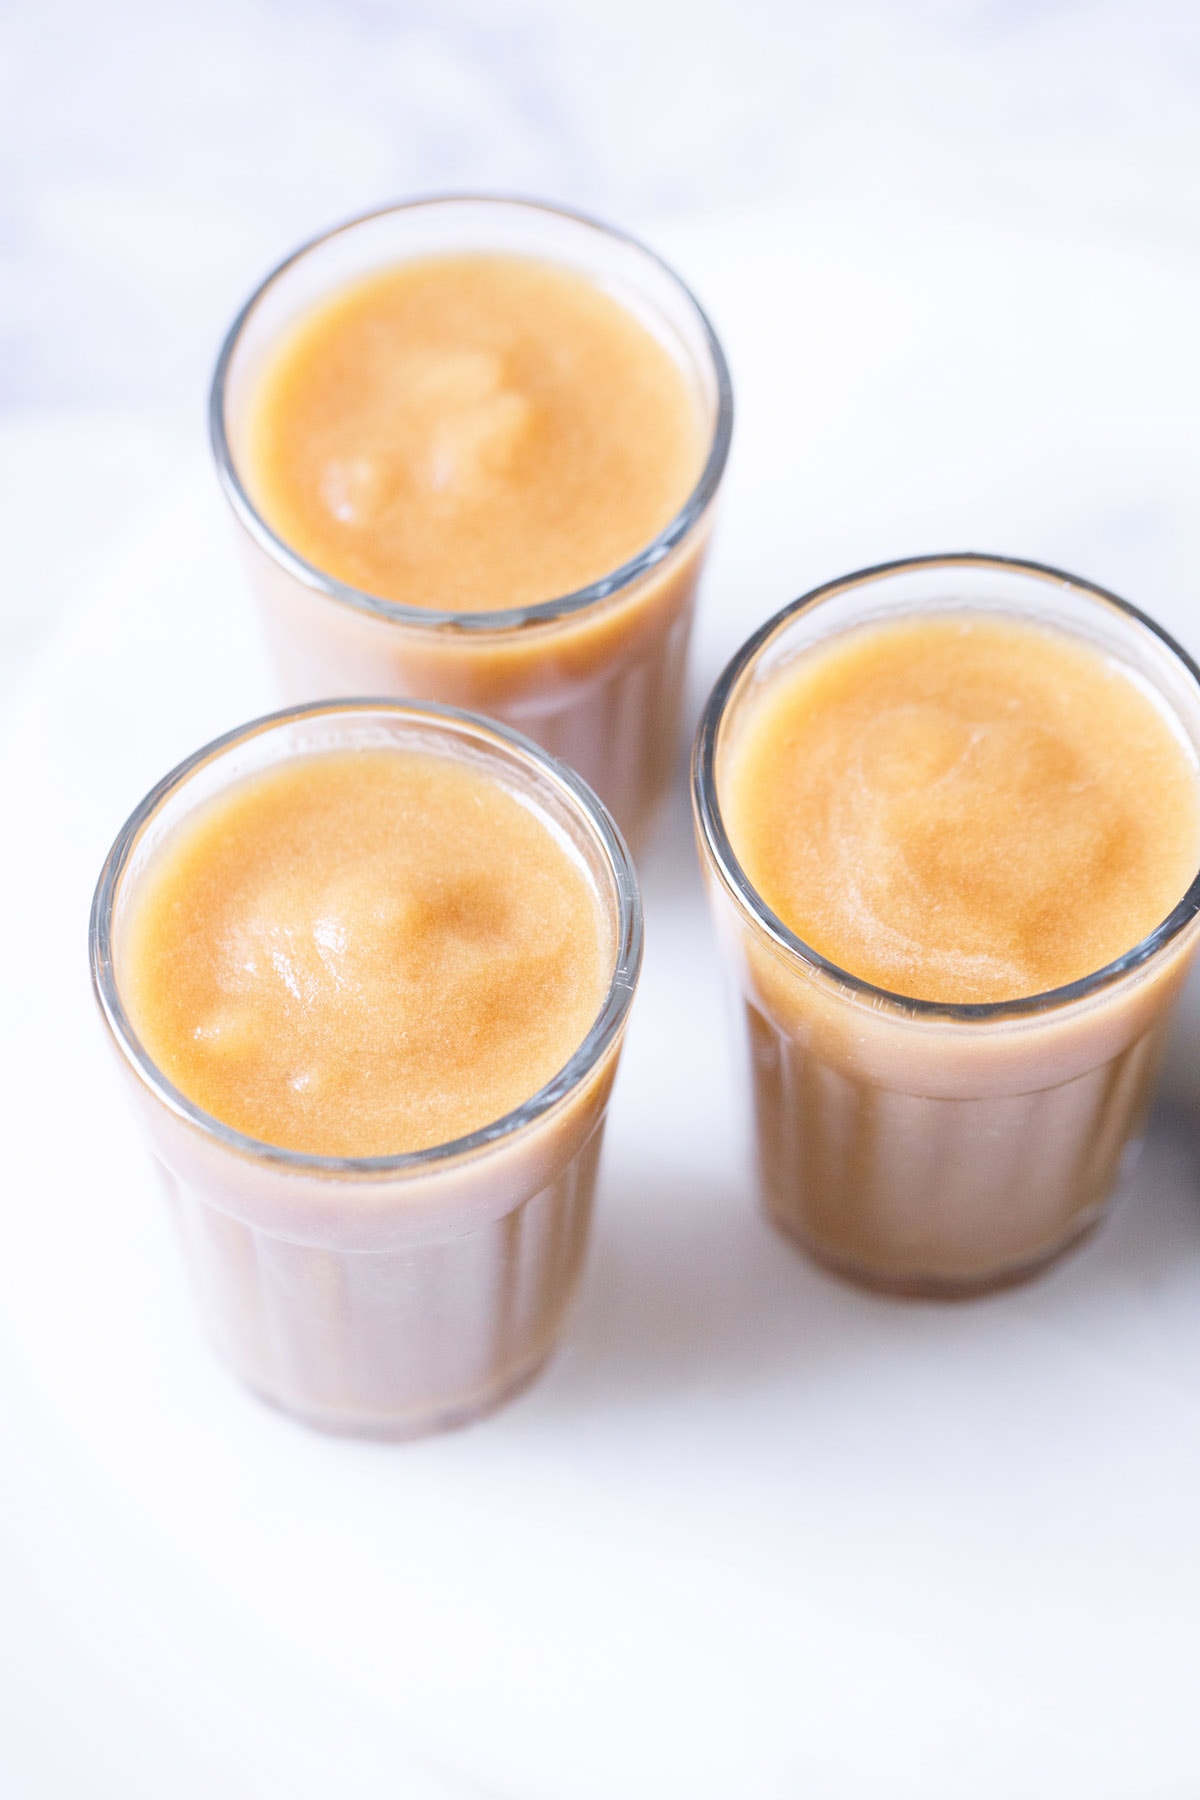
<box><xmin>4</xmin><ymin>0</ymin><xmax>1200</xmax><ymax>693</ymax></box>
<box><xmin>7</xmin><ymin>5</ymin><xmax>1200</xmax><ymax>1798</ymax></box>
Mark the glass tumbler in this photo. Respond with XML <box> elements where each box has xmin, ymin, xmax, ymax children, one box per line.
<box><xmin>90</xmin><ymin>701</ymin><xmax>642</xmax><ymax>1436</ymax></box>
<box><xmin>693</xmin><ymin>554</ymin><xmax>1200</xmax><ymax>1296</ymax></box>
<box><xmin>210</xmin><ymin>195</ymin><xmax>733</xmax><ymax>847</ymax></box>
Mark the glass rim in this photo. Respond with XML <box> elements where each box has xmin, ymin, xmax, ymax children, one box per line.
<box><xmin>693</xmin><ymin>550</ymin><xmax>1200</xmax><ymax>1024</ymax></box>
<box><xmin>208</xmin><ymin>191</ymin><xmax>734</xmax><ymax>634</ymax></box>
<box><xmin>90</xmin><ymin>698</ymin><xmax>644</xmax><ymax>1177</ymax></box>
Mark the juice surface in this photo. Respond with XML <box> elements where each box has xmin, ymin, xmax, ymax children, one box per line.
<box><xmin>243</xmin><ymin>254</ymin><xmax>705</xmax><ymax>611</ymax></box>
<box><xmin>120</xmin><ymin>749</ymin><xmax>611</xmax><ymax>1156</ymax></box>
<box><xmin>722</xmin><ymin>612</ymin><xmax>1200</xmax><ymax>1004</ymax></box>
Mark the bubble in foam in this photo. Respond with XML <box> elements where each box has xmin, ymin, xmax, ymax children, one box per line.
<box><xmin>319</xmin><ymin>455</ymin><xmax>384</xmax><ymax>524</ymax></box>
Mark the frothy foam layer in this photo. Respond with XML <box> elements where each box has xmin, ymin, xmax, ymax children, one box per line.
<box><xmin>722</xmin><ymin>613</ymin><xmax>1200</xmax><ymax>1004</ymax></box>
<box><xmin>243</xmin><ymin>253</ymin><xmax>705</xmax><ymax>611</ymax></box>
<box><xmin>120</xmin><ymin>749</ymin><xmax>611</xmax><ymax>1156</ymax></box>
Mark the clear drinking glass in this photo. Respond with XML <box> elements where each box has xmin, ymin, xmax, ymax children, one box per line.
<box><xmin>90</xmin><ymin>701</ymin><xmax>642</xmax><ymax>1436</ymax></box>
<box><xmin>210</xmin><ymin>195</ymin><xmax>733</xmax><ymax>847</ymax></box>
<box><xmin>693</xmin><ymin>554</ymin><xmax>1200</xmax><ymax>1296</ymax></box>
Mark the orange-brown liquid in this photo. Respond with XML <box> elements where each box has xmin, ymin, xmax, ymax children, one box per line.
<box><xmin>120</xmin><ymin>749</ymin><xmax>610</xmax><ymax>1158</ymax></box>
<box><xmin>724</xmin><ymin>614</ymin><xmax>1200</xmax><ymax>1003</ymax></box>
<box><xmin>244</xmin><ymin>254</ymin><xmax>705</xmax><ymax>611</ymax></box>
<box><xmin>709</xmin><ymin>609</ymin><xmax>1200</xmax><ymax>1293</ymax></box>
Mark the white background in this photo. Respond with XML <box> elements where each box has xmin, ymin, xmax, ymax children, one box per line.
<box><xmin>6</xmin><ymin>0</ymin><xmax>1200</xmax><ymax>697</ymax></box>
<box><xmin>5</xmin><ymin>4</ymin><xmax>1200</xmax><ymax>1796</ymax></box>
